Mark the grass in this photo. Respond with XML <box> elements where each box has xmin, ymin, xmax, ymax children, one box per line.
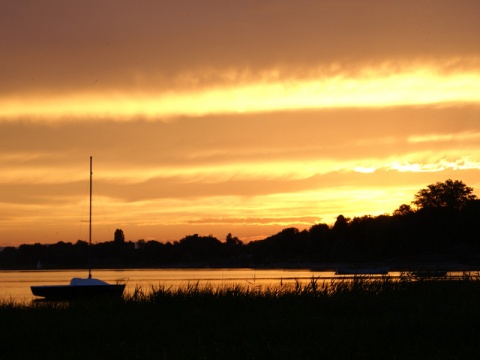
<box><xmin>2</xmin><ymin>276</ymin><xmax>480</xmax><ymax>359</ymax></box>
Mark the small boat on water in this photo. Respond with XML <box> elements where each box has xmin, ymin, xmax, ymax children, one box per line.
<box><xmin>335</xmin><ymin>267</ymin><xmax>389</xmax><ymax>275</ymax></box>
<box><xmin>31</xmin><ymin>157</ymin><xmax>125</xmax><ymax>300</ymax></box>
<box><xmin>31</xmin><ymin>277</ymin><xmax>125</xmax><ymax>300</ymax></box>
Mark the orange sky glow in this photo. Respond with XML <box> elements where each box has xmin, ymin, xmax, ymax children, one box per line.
<box><xmin>1</xmin><ymin>0</ymin><xmax>480</xmax><ymax>246</ymax></box>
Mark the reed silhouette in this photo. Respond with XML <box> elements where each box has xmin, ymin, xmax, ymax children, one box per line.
<box><xmin>2</xmin><ymin>276</ymin><xmax>480</xmax><ymax>359</ymax></box>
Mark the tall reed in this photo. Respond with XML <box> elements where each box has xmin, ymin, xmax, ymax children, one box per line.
<box><xmin>2</xmin><ymin>276</ymin><xmax>480</xmax><ymax>359</ymax></box>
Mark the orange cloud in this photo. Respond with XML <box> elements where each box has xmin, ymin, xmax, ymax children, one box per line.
<box><xmin>2</xmin><ymin>64</ymin><xmax>480</xmax><ymax>121</ymax></box>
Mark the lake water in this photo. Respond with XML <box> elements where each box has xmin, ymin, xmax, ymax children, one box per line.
<box><xmin>2</xmin><ymin>268</ymin><xmax>470</xmax><ymax>302</ymax></box>
<box><xmin>1</xmin><ymin>268</ymin><xmax>342</xmax><ymax>301</ymax></box>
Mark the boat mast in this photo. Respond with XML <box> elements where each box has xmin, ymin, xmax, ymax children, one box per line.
<box><xmin>88</xmin><ymin>155</ymin><xmax>92</xmax><ymax>279</ymax></box>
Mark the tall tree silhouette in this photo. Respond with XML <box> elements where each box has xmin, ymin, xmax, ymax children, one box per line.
<box><xmin>114</xmin><ymin>229</ymin><xmax>125</xmax><ymax>244</ymax></box>
<box><xmin>413</xmin><ymin>179</ymin><xmax>476</xmax><ymax>211</ymax></box>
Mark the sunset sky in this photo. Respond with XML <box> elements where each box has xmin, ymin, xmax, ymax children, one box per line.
<box><xmin>1</xmin><ymin>0</ymin><xmax>480</xmax><ymax>246</ymax></box>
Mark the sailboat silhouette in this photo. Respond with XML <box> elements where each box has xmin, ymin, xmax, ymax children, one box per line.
<box><xmin>31</xmin><ymin>156</ymin><xmax>125</xmax><ymax>300</ymax></box>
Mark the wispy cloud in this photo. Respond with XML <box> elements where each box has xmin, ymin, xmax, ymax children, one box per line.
<box><xmin>387</xmin><ymin>157</ymin><xmax>480</xmax><ymax>173</ymax></box>
<box><xmin>2</xmin><ymin>64</ymin><xmax>480</xmax><ymax>121</ymax></box>
<box><xmin>408</xmin><ymin>131</ymin><xmax>480</xmax><ymax>144</ymax></box>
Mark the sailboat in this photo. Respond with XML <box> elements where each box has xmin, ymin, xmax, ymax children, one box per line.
<box><xmin>31</xmin><ymin>156</ymin><xmax>126</xmax><ymax>300</ymax></box>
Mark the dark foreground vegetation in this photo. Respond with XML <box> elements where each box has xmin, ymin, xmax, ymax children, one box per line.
<box><xmin>2</xmin><ymin>276</ymin><xmax>480</xmax><ymax>359</ymax></box>
<box><xmin>1</xmin><ymin>179</ymin><xmax>480</xmax><ymax>269</ymax></box>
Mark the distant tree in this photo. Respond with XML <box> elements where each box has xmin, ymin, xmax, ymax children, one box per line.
<box><xmin>178</xmin><ymin>234</ymin><xmax>223</xmax><ymax>262</ymax></box>
<box><xmin>309</xmin><ymin>223</ymin><xmax>330</xmax><ymax>240</ymax></box>
<box><xmin>114</xmin><ymin>229</ymin><xmax>125</xmax><ymax>244</ymax></box>
<box><xmin>413</xmin><ymin>179</ymin><xmax>477</xmax><ymax>211</ymax></box>
<box><xmin>393</xmin><ymin>204</ymin><xmax>414</xmax><ymax>216</ymax></box>
<box><xmin>309</xmin><ymin>223</ymin><xmax>332</xmax><ymax>260</ymax></box>
<box><xmin>225</xmin><ymin>233</ymin><xmax>243</xmax><ymax>246</ymax></box>
<box><xmin>333</xmin><ymin>215</ymin><xmax>350</xmax><ymax>237</ymax></box>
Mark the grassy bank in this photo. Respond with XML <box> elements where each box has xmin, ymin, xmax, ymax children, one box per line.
<box><xmin>2</xmin><ymin>277</ymin><xmax>480</xmax><ymax>359</ymax></box>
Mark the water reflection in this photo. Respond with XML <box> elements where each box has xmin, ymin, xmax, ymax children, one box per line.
<box><xmin>1</xmin><ymin>268</ymin><xmax>476</xmax><ymax>301</ymax></box>
<box><xmin>2</xmin><ymin>268</ymin><xmax>327</xmax><ymax>300</ymax></box>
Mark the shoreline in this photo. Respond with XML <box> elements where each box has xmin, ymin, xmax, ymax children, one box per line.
<box><xmin>2</xmin><ymin>262</ymin><xmax>480</xmax><ymax>272</ymax></box>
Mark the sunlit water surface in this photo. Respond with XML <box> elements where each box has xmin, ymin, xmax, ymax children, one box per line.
<box><xmin>2</xmin><ymin>268</ymin><xmax>469</xmax><ymax>302</ymax></box>
<box><xmin>1</xmin><ymin>268</ymin><xmax>342</xmax><ymax>301</ymax></box>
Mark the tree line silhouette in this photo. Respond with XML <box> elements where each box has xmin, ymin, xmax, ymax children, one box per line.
<box><xmin>1</xmin><ymin>179</ymin><xmax>480</xmax><ymax>269</ymax></box>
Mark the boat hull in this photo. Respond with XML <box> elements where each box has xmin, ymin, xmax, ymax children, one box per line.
<box><xmin>31</xmin><ymin>284</ymin><xmax>125</xmax><ymax>300</ymax></box>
